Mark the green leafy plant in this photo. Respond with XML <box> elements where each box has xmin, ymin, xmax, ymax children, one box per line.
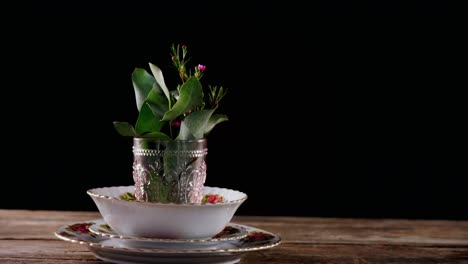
<box><xmin>113</xmin><ymin>44</ymin><xmax>228</xmax><ymax>140</ymax></box>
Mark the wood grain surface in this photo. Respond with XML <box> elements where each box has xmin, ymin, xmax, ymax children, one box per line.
<box><xmin>1</xmin><ymin>210</ymin><xmax>467</xmax><ymax>263</ymax></box>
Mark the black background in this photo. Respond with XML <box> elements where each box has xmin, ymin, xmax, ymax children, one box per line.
<box><xmin>4</xmin><ymin>1</ymin><xmax>466</xmax><ymax>219</ymax></box>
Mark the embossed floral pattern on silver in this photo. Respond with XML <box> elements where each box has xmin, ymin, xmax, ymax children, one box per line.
<box><xmin>132</xmin><ymin>138</ymin><xmax>208</xmax><ymax>203</ymax></box>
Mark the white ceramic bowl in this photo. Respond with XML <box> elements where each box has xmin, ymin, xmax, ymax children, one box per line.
<box><xmin>87</xmin><ymin>186</ymin><xmax>247</xmax><ymax>239</ymax></box>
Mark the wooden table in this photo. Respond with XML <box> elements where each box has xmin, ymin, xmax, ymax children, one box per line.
<box><xmin>1</xmin><ymin>209</ymin><xmax>467</xmax><ymax>263</ymax></box>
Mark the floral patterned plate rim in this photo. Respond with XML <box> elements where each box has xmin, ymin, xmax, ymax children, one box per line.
<box><xmin>89</xmin><ymin>219</ymin><xmax>248</xmax><ymax>243</ymax></box>
<box><xmin>54</xmin><ymin>219</ymin><xmax>281</xmax><ymax>254</ymax></box>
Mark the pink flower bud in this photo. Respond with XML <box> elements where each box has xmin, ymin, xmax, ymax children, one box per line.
<box><xmin>197</xmin><ymin>64</ymin><xmax>206</xmax><ymax>72</ymax></box>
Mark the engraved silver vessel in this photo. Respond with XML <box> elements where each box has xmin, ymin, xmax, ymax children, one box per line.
<box><xmin>132</xmin><ymin>138</ymin><xmax>207</xmax><ymax>204</ymax></box>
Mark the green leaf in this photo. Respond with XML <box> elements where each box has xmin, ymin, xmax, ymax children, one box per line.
<box><xmin>149</xmin><ymin>63</ymin><xmax>170</xmax><ymax>102</ymax></box>
<box><xmin>113</xmin><ymin>122</ymin><xmax>137</xmax><ymax>136</ymax></box>
<box><xmin>203</xmin><ymin>114</ymin><xmax>228</xmax><ymax>135</ymax></box>
<box><xmin>182</xmin><ymin>110</ymin><xmax>214</xmax><ymax>139</ymax></box>
<box><xmin>175</xmin><ymin>121</ymin><xmax>194</xmax><ymax>140</ymax></box>
<box><xmin>132</xmin><ymin>68</ymin><xmax>155</xmax><ymax>111</ymax></box>
<box><xmin>146</xmin><ymin>83</ymin><xmax>169</xmax><ymax>119</ymax></box>
<box><xmin>176</xmin><ymin>112</ymin><xmax>228</xmax><ymax>140</ymax></box>
<box><xmin>162</xmin><ymin>77</ymin><xmax>203</xmax><ymax>121</ymax></box>
<box><xmin>141</xmin><ymin>132</ymin><xmax>171</xmax><ymax>140</ymax></box>
<box><xmin>134</xmin><ymin>83</ymin><xmax>168</xmax><ymax>135</ymax></box>
<box><xmin>135</xmin><ymin>103</ymin><xmax>164</xmax><ymax>134</ymax></box>
<box><xmin>119</xmin><ymin>192</ymin><xmax>136</xmax><ymax>201</ymax></box>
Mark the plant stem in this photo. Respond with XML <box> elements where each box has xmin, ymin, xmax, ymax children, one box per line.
<box><xmin>169</xmin><ymin>121</ymin><xmax>173</xmax><ymax>139</ymax></box>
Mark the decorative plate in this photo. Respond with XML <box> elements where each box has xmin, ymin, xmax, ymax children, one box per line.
<box><xmin>55</xmin><ymin>219</ymin><xmax>281</xmax><ymax>264</ymax></box>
